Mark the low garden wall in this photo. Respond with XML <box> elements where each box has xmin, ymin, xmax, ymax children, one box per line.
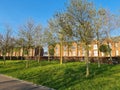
<box><xmin>0</xmin><ymin>56</ymin><xmax>120</xmax><ymax>64</ymax></box>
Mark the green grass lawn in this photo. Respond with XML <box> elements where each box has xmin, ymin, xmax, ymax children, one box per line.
<box><xmin>0</xmin><ymin>60</ymin><xmax>120</xmax><ymax>90</ymax></box>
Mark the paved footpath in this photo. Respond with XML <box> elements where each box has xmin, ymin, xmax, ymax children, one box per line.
<box><xmin>0</xmin><ymin>74</ymin><xmax>53</xmax><ymax>90</ymax></box>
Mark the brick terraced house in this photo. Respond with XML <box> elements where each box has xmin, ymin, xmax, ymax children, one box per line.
<box><xmin>0</xmin><ymin>47</ymin><xmax>44</xmax><ymax>57</ymax></box>
<box><xmin>54</xmin><ymin>37</ymin><xmax>120</xmax><ymax>57</ymax></box>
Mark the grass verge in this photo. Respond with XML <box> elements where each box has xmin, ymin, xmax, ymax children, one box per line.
<box><xmin>0</xmin><ymin>60</ymin><xmax>120</xmax><ymax>90</ymax></box>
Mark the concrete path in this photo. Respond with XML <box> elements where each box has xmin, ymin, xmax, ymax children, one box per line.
<box><xmin>0</xmin><ymin>74</ymin><xmax>53</xmax><ymax>90</ymax></box>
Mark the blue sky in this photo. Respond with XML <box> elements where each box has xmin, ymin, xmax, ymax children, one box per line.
<box><xmin>0</xmin><ymin>0</ymin><xmax>120</xmax><ymax>36</ymax></box>
<box><xmin>0</xmin><ymin>0</ymin><xmax>67</xmax><ymax>34</ymax></box>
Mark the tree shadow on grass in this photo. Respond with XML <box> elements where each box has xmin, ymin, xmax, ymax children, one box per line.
<box><xmin>52</xmin><ymin>63</ymin><xmax>118</xmax><ymax>90</ymax></box>
<box><xmin>1</xmin><ymin>61</ymin><xmax>119</xmax><ymax>90</ymax></box>
<box><xmin>16</xmin><ymin>63</ymin><xmax>116</xmax><ymax>90</ymax></box>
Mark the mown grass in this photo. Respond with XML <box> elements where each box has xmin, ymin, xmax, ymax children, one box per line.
<box><xmin>0</xmin><ymin>60</ymin><xmax>120</xmax><ymax>90</ymax></box>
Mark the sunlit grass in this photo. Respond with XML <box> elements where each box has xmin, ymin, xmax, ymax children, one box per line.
<box><xmin>0</xmin><ymin>60</ymin><xmax>120</xmax><ymax>90</ymax></box>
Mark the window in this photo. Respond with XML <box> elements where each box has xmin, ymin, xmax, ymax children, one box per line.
<box><xmin>64</xmin><ymin>46</ymin><xmax>67</xmax><ymax>51</ymax></box>
<box><xmin>101</xmin><ymin>52</ymin><xmax>104</xmax><ymax>56</ymax></box>
<box><xmin>72</xmin><ymin>51</ymin><xmax>76</xmax><ymax>56</ymax></box>
<box><xmin>78</xmin><ymin>46</ymin><xmax>80</xmax><ymax>49</ymax></box>
<box><xmin>115</xmin><ymin>43</ymin><xmax>118</xmax><ymax>47</ymax></box>
<box><xmin>55</xmin><ymin>47</ymin><xmax>58</xmax><ymax>50</ymax></box>
<box><xmin>71</xmin><ymin>46</ymin><xmax>76</xmax><ymax>50</ymax></box>
<box><xmin>109</xmin><ymin>43</ymin><xmax>112</xmax><ymax>48</ymax></box>
<box><xmin>56</xmin><ymin>51</ymin><xmax>59</xmax><ymax>56</ymax></box>
<box><xmin>88</xmin><ymin>45</ymin><xmax>91</xmax><ymax>48</ymax></box>
<box><xmin>82</xmin><ymin>48</ymin><xmax>85</xmax><ymax>51</ymax></box>
<box><xmin>94</xmin><ymin>51</ymin><xmax>98</xmax><ymax>56</ymax></box>
<box><xmin>82</xmin><ymin>51</ymin><xmax>85</xmax><ymax>56</ymax></box>
<box><xmin>89</xmin><ymin>51</ymin><xmax>92</xmax><ymax>56</ymax></box>
<box><xmin>69</xmin><ymin>52</ymin><xmax>72</xmax><ymax>56</ymax></box>
<box><xmin>116</xmin><ymin>50</ymin><xmax>119</xmax><ymax>56</ymax></box>
<box><xmin>64</xmin><ymin>51</ymin><xmax>67</xmax><ymax>56</ymax></box>
<box><xmin>93</xmin><ymin>44</ymin><xmax>98</xmax><ymax>50</ymax></box>
<box><xmin>78</xmin><ymin>51</ymin><xmax>80</xmax><ymax>56</ymax></box>
<box><xmin>55</xmin><ymin>47</ymin><xmax>58</xmax><ymax>49</ymax></box>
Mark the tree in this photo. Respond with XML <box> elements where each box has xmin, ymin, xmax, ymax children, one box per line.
<box><xmin>66</xmin><ymin>0</ymin><xmax>96</xmax><ymax>77</ymax></box>
<box><xmin>99</xmin><ymin>44</ymin><xmax>111</xmax><ymax>56</ymax></box>
<box><xmin>93</xmin><ymin>8</ymin><xmax>105</xmax><ymax>68</ymax></box>
<box><xmin>15</xmin><ymin>38</ymin><xmax>26</xmax><ymax>60</ymax></box>
<box><xmin>43</xmin><ymin>28</ymin><xmax>56</xmax><ymax>61</ymax></box>
<box><xmin>33</xmin><ymin>24</ymin><xmax>43</xmax><ymax>63</ymax></box>
<box><xmin>0</xmin><ymin>25</ymin><xmax>13</xmax><ymax>64</ymax></box>
<box><xmin>48</xmin><ymin>44</ymin><xmax>55</xmax><ymax>61</ymax></box>
<box><xmin>65</xmin><ymin>42</ymin><xmax>73</xmax><ymax>57</ymax></box>
<box><xmin>48</xmin><ymin>12</ymin><xmax>73</xmax><ymax>64</ymax></box>
<box><xmin>8</xmin><ymin>38</ymin><xmax>16</xmax><ymax>60</ymax></box>
<box><xmin>49</xmin><ymin>45</ymin><xmax>55</xmax><ymax>56</ymax></box>
<box><xmin>99</xmin><ymin>9</ymin><xmax>119</xmax><ymax>61</ymax></box>
<box><xmin>19</xmin><ymin>19</ymin><xmax>35</xmax><ymax>68</ymax></box>
<box><xmin>13</xmin><ymin>46</ymin><xmax>21</xmax><ymax>59</ymax></box>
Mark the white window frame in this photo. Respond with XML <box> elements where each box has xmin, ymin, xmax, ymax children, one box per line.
<box><xmin>109</xmin><ymin>43</ymin><xmax>112</xmax><ymax>48</ymax></box>
<box><xmin>64</xmin><ymin>46</ymin><xmax>67</xmax><ymax>51</ymax></box>
<box><xmin>94</xmin><ymin>51</ymin><xmax>98</xmax><ymax>56</ymax></box>
<box><xmin>64</xmin><ymin>51</ymin><xmax>67</xmax><ymax>56</ymax></box>
<box><xmin>56</xmin><ymin>51</ymin><xmax>59</xmax><ymax>56</ymax></box>
<box><xmin>71</xmin><ymin>46</ymin><xmax>76</xmax><ymax>50</ymax></box>
<box><xmin>89</xmin><ymin>51</ymin><xmax>92</xmax><ymax>56</ymax></box>
<box><xmin>72</xmin><ymin>51</ymin><xmax>76</xmax><ymax>56</ymax></box>
<box><xmin>69</xmin><ymin>52</ymin><xmax>72</xmax><ymax>56</ymax></box>
<box><xmin>82</xmin><ymin>51</ymin><xmax>85</xmax><ymax>56</ymax></box>
<box><xmin>78</xmin><ymin>51</ymin><xmax>80</xmax><ymax>56</ymax></box>
<box><xmin>116</xmin><ymin>50</ymin><xmax>119</xmax><ymax>56</ymax></box>
<box><xmin>93</xmin><ymin>44</ymin><xmax>98</xmax><ymax>50</ymax></box>
<box><xmin>101</xmin><ymin>52</ymin><xmax>104</xmax><ymax>56</ymax></box>
<box><xmin>115</xmin><ymin>43</ymin><xmax>118</xmax><ymax>47</ymax></box>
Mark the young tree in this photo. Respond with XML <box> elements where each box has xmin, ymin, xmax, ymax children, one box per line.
<box><xmin>66</xmin><ymin>0</ymin><xmax>96</xmax><ymax>77</ymax></box>
<box><xmin>0</xmin><ymin>25</ymin><xmax>13</xmax><ymax>64</ymax></box>
<box><xmin>99</xmin><ymin>9</ymin><xmax>119</xmax><ymax>61</ymax></box>
<box><xmin>43</xmin><ymin>28</ymin><xmax>56</xmax><ymax>61</ymax></box>
<box><xmin>48</xmin><ymin>44</ymin><xmax>55</xmax><ymax>61</ymax></box>
<box><xmin>48</xmin><ymin>12</ymin><xmax>73</xmax><ymax>64</ymax></box>
<box><xmin>99</xmin><ymin>44</ymin><xmax>111</xmax><ymax>56</ymax></box>
<box><xmin>13</xmin><ymin>46</ymin><xmax>21</xmax><ymax>59</ymax></box>
<box><xmin>93</xmin><ymin>8</ymin><xmax>105</xmax><ymax>68</ymax></box>
<box><xmin>19</xmin><ymin>19</ymin><xmax>35</xmax><ymax>68</ymax></box>
<box><xmin>8</xmin><ymin>38</ymin><xmax>16</xmax><ymax>60</ymax></box>
<box><xmin>15</xmin><ymin>38</ymin><xmax>26</xmax><ymax>60</ymax></box>
<box><xmin>33</xmin><ymin>24</ymin><xmax>43</xmax><ymax>63</ymax></box>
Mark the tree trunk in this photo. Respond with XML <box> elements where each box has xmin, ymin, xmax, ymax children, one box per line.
<box><xmin>85</xmin><ymin>44</ymin><xmax>89</xmax><ymax>77</ymax></box>
<box><xmin>10</xmin><ymin>55</ymin><xmax>12</xmax><ymax>60</ymax></box>
<box><xmin>34</xmin><ymin>47</ymin><xmax>37</xmax><ymax>61</ymax></box>
<box><xmin>96</xmin><ymin>31</ymin><xmax>100</xmax><ymax>68</ymax></box>
<box><xmin>3</xmin><ymin>55</ymin><xmax>6</xmax><ymax>65</ymax></box>
<box><xmin>77</xmin><ymin>43</ymin><xmax>78</xmax><ymax>56</ymax></box>
<box><xmin>38</xmin><ymin>47</ymin><xmax>41</xmax><ymax>63</ymax></box>
<box><xmin>26</xmin><ymin>56</ymin><xmax>29</xmax><ymax>68</ymax></box>
<box><xmin>21</xmin><ymin>47</ymin><xmax>23</xmax><ymax>60</ymax></box>
<box><xmin>10</xmin><ymin>51</ymin><xmax>12</xmax><ymax>60</ymax></box>
<box><xmin>97</xmin><ymin>55</ymin><xmax>100</xmax><ymax>68</ymax></box>
<box><xmin>26</xmin><ymin>59</ymin><xmax>29</xmax><ymax>68</ymax></box>
<box><xmin>68</xmin><ymin>45</ymin><xmax>69</xmax><ymax>56</ymax></box>
<box><xmin>60</xmin><ymin>41</ymin><xmax>63</xmax><ymax>64</ymax></box>
<box><xmin>26</xmin><ymin>49</ymin><xmax>29</xmax><ymax>68</ymax></box>
<box><xmin>107</xmin><ymin>42</ymin><xmax>112</xmax><ymax>61</ymax></box>
<box><xmin>48</xmin><ymin>54</ymin><xmax>50</xmax><ymax>62</ymax></box>
<box><xmin>109</xmin><ymin>51</ymin><xmax>112</xmax><ymax>61</ymax></box>
<box><xmin>97</xmin><ymin>42</ymin><xmax>100</xmax><ymax>68</ymax></box>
